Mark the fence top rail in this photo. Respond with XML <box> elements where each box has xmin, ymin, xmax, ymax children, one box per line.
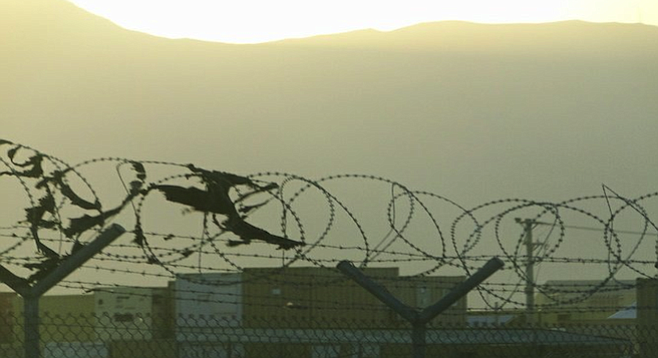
<box><xmin>173</xmin><ymin>326</ymin><xmax>634</xmax><ymax>346</ymax></box>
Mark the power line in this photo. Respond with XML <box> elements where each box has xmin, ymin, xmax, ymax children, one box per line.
<box><xmin>533</xmin><ymin>220</ymin><xmax>658</xmax><ymax>237</ymax></box>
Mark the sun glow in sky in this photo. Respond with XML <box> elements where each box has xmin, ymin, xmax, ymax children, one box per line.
<box><xmin>64</xmin><ymin>0</ymin><xmax>658</xmax><ymax>43</ymax></box>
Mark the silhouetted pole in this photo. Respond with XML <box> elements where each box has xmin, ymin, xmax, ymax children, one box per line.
<box><xmin>0</xmin><ymin>224</ymin><xmax>125</xmax><ymax>358</ymax></box>
<box><xmin>516</xmin><ymin>218</ymin><xmax>537</xmax><ymax>323</ymax></box>
<box><xmin>338</xmin><ymin>257</ymin><xmax>504</xmax><ymax>358</ymax></box>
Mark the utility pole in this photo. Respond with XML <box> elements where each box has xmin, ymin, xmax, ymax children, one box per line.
<box><xmin>516</xmin><ymin>218</ymin><xmax>539</xmax><ymax>324</ymax></box>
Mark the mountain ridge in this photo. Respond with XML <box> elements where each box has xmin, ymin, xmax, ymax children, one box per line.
<box><xmin>3</xmin><ymin>0</ymin><xmax>657</xmax><ymax>203</ymax></box>
<box><xmin>273</xmin><ymin>20</ymin><xmax>658</xmax><ymax>52</ymax></box>
<box><xmin>3</xmin><ymin>0</ymin><xmax>658</xmax><ymax>52</ymax></box>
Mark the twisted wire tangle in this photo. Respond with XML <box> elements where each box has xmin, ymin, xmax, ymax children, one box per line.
<box><xmin>1</xmin><ymin>139</ymin><xmax>657</xmax><ymax>312</ymax></box>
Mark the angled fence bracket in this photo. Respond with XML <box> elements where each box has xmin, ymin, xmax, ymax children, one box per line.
<box><xmin>0</xmin><ymin>224</ymin><xmax>125</xmax><ymax>358</ymax></box>
<box><xmin>337</xmin><ymin>257</ymin><xmax>504</xmax><ymax>358</ymax></box>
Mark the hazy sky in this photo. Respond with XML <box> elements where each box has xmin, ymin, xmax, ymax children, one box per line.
<box><xmin>67</xmin><ymin>0</ymin><xmax>658</xmax><ymax>43</ymax></box>
<box><xmin>3</xmin><ymin>0</ymin><xmax>658</xmax><ymax>302</ymax></box>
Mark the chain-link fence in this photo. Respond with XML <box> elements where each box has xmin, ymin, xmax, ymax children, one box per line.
<box><xmin>2</xmin><ymin>141</ymin><xmax>658</xmax><ymax>358</ymax></box>
<box><xmin>1</xmin><ymin>312</ymin><xmax>652</xmax><ymax>358</ymax></box>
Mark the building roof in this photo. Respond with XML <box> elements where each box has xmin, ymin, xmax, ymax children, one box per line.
<box><xmin>607</xmin><ymin>302</ymin><xmax>636</xmax><ymax>319</ymax></box>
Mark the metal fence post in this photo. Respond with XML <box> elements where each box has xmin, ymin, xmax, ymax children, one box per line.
<box><xmin>412</xmin><ymin>323</ymin><xmax>426</xmax><ymax>358</ymax></box>
<box><xmin>24</xmin><ymin>295</ymin><xmax>40</xmax><ymax>358</ymax></box>
<box><xmin>338</xmin><ymin>257</ymin><xmax>504</xmax><ymax>358</ymax></box>
<box><xmin>0</xmin><ymin>224</ymin><xmax>125</xmax><ymax>358</ymax></box>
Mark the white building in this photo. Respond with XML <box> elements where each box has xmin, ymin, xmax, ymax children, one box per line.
<box><xmin>94</xmin><ymin>286</ymin><xmax>171</xmax><ymax>341</ymax></box>
<box><xmin>173</xmin><ymin>272</ymin><xmax>243</xmax><ymax>341</ymax></box>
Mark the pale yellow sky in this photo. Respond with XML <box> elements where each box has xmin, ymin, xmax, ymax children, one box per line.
<box><xmin>67</xmin><ymin>0</ymin><xmax>658</xmax><ymax>43</ymax></box>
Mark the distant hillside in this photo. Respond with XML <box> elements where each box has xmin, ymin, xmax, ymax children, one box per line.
<box><xmin>277</xmin><ymin>20</ymin><xmax>658</xmax><ymax>54</ymax></box>
<box><xmin>3</xmin><ymin>0</ymin><xmax>658</xmax><ymax>203</ymax></box>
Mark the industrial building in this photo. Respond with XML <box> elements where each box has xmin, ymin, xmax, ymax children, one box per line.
<box><xmin>94</xmin><ymin>286</ymin><xmax>173</xmax><ymax>341</ymax></box>
<box><xmin>4</xmin><ymin>269</ymin><xmax>649</xmax><ymax>357</ymax></box>
<box><xmin>534</xmin><ymin>279</ymin><xmax>636</xmax><ymax>324</ymax></box>
<box><xmin>172</xmin><ymin>266</ymin><xmax>467</xmax><ymax>330</ymax></box>
<box><xmin>2</xmin><ymin>266</ymin><xmax>468</xmax><ymax>358</ymax></box>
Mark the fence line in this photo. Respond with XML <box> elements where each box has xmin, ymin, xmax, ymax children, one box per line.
<box><xmin>1</xmin><ymin>312</ymin><xmax>652</xmax><ymax>358</ymax></box>
<box><xmin>3</xmin><ymin>139</ymin><xmax>658</xmax><ymax>357</ymax></box>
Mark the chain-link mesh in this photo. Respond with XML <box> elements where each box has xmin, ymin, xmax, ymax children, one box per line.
<box><xmin>0</xmin><ymin>312</ymin><xmax>650</xmax><ymax>358</ymax></box>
